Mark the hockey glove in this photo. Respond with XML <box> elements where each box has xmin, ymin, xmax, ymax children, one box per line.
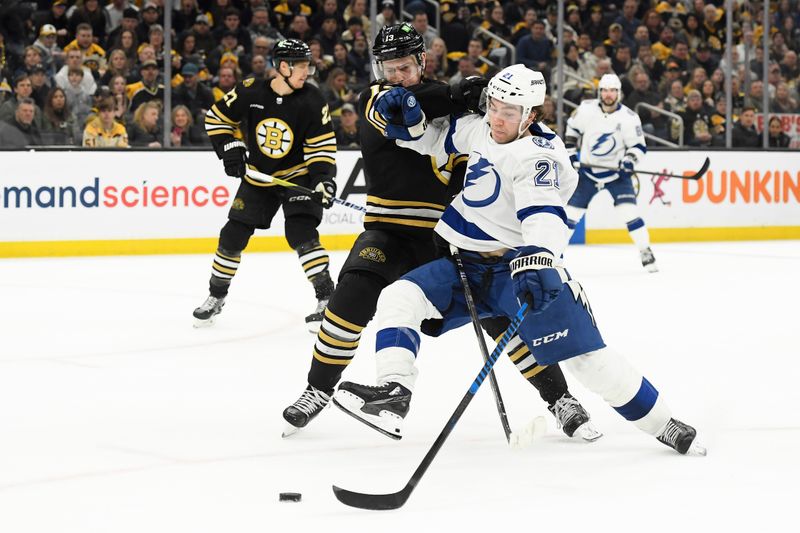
<box><xmin>619</xmin><ymin>155</ymin><xmax>636</xmax><ymax>177</ymax></box>
<box><xmin>221</xmin><ymin>140</ymin><xmax>247</xmax><ymax>178</ymax></box>
<box><xmin>376</xmin><ymin>87</ymin><xmax>426</xmax><ymax>141</ymax></box>
<box><xmin>311</xmin><ymin>179</ymin><xmax>337</xmax><ymax>209</ymax></box>
<box><xmin>510</xmin><ymin>246</ymin><xmax>563</xmax><ymax>313</ymax></box>
<box><xmin>565</xmin><ymin>137</ymin><xmax>581</xmax><ymax>170</ymax></box>
<box><xmin>450</xmin><ymin>76</ymin><xmax>489</xmax><ymax>113</ymax></box>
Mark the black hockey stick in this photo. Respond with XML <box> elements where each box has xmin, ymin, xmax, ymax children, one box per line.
<box><xmin>450</xmin><ymin>247</ymin><xmax>512</xmax><ymax>443</ymax></box>
<box><xmin>245</xmin><ymin>169</ymin><xmax>367</xmax><ymax>212</ymax></box>
<box><xmin>332</xmin><ymin>302</ymin><xmax>529</xmax><ymax>511</ymax></box>
<box><xmin>580</xmin><ymin>156</ymin><xmax>710</xmax><ymax>180</ymax></box>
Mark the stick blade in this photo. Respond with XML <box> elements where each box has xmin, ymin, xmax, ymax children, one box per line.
<box><xmin>691</xmin><ymin>156</ymin><xmax>710</xmax><ymax>180</ymax></box>
<box><xmin>332</xmin><ymin>484</ymin><xmax>412</xmax><ymax>511</ymax></box>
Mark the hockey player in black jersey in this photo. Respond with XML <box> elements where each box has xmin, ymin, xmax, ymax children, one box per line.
<box><xmin>282</xmin><ymin>24</ymin><xmax>599</xmax><ymax>442</ymax></box>
<box><xmin>193</xmin><ymin>39</ymin><xmax>338</xmax><ymax>332</ymax></box>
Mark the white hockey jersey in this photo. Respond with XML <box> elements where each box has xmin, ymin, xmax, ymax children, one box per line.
<box><xmin>565</xmin><ymin>99</ymin><xmax>647</xmax><ymax>183</ymax></box>
<box><xmin>398</xmin><ymin>115</ymin><xmax>577</xmax><ymax>258</ymax></box>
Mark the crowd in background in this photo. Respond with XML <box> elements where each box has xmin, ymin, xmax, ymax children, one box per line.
<box><xmin>0</xmin><ymin>0</ymin><xmax>798</xmax><ymax>149</ymax></box>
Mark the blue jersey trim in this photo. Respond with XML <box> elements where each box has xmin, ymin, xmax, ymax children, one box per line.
<box><xmin>441</xmin><ymin>207</ymin><xmax>497</xmax><ymax>241</ymax></box>
<box><xmin>580</xmin><ymin>167</ymin><xmax>617</xmax><ymax>179</ymax></box>
<box><xmin>529</xmin><ymin>121</ymin><xmax>556</xmax><ymax>140</ymax></box>
<box><xmin>626</xmin><ymin>217</ymin><xmax>645</xmax><ymax>232</ymax></box>
<box><xmin>614</xmin><ymin>377</ymin><xmax>659</xmax><ymax>421</ymax></box>
<box><xmin>516</xmin><ymin>205</ymin><xmax>568</xmax><ymax>226</ymax></box>
<box><xmin>630</xmin><ymin>143</ymin><xmax>647</xmax><ymax>154</ymax></box>
<box><xmin>444</xmin><ymin>116</ymin><xmax>459</xmax><ymax>155</ymax></box>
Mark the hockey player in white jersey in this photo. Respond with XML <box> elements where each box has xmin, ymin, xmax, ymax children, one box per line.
<box><xmin>565</xmin><ymin>73</ymin><xmax>658</xmax><ymax>272</ymax></box>
<box><xmin>332</xmin><ymin>65</ymin><xmax>705</xmax><ymax>456</ymax></box>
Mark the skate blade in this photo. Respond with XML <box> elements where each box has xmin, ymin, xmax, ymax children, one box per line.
<box><xmin>193</xmin><ymin>316</ymin><xmax>217</xmax><ymax>328</ymax></box>
<box><xmin>645</xmin><ymin>263</ymin><xmax>659</xmax><ymax>273</ymax></box>
<box><xmin>687</xmin><ymin>439</ymin><xmax>707</xmax><ymax>456</ymax></box>
<box><xmin>281</xmin><ymin>423</ymin><xmax>301</xmax><ymax>438</ymax></box>
<box><xmin>332</xmin><ymin>394</ymin><xmax>403</xmax><ymax>441</ymax></box>
<box><xmin>306</xmin><ymin>321</ymin><xmax>322</xmax><ymax>334</ymax></box>
<box><xmin>575</xmin><ymin>422</ymin><xmax>603</xmax><ymax>442</ymax></box>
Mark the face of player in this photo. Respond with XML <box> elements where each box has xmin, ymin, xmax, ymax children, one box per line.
<box><xmin>487</xmin><ymin>97</ymin><xmax>528</xmax><ymax>144</ymax></box>
<box><xmin>600</xmin><ymin>88</ymin><xmax>618</xmax><ymax>107</ymax></box>
<box><xmin>281</xmin><ymin>60</ymin><xmax>311</xmax><ymax>86</ymax></box>
<box><xmin>382</xmin><ymin>55</ymin><xmax>423</xmax><ymax>87</ymax></box>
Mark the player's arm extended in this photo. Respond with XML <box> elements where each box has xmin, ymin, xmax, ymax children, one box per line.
<box><xmin>564</xmin><ymin>108</ymin><xmax>583</xmax><ymax>169</ymax></box>
<box><xmin>396</xmin><ymin>113</ymin><xmax>482</xmax><ymax>157</ymax></box>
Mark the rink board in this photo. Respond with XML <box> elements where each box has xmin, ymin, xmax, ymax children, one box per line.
<box><xmin>1</xmin><ymin>149</ymin><xmax>798</xmax><ymax>257</ymax></box>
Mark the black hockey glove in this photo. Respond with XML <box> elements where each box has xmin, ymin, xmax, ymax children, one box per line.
<box><xmin>221</xmin><ymin>140</ymin><xmax>247</xmax><ymax>178</ymax></box>
<box><xmin>311</xmin><ymin>179</ymin><xmax>337</xmax><ymax>209</ymax></box>
<box><xmin>450</xmin><ymin>76</ymin><xmax>489</xmax><ymax>114</ymax></box>
<box><xmin>510</xmin><ymin>246</ymin><xmax>563</xmax><ymax>313</ymax></box>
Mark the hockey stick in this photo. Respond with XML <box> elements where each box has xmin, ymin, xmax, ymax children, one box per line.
<box><xmin>580</xmin><ymin>156</ymin><xmax>710</xmax><ymax>180</ymax></box>
<box><xmin>450</xmin><ymin>247</ymin><xmax>512</xmax><ymax>442</ymax></box>
<box><xmin>332</xmin><ymin>302</ymin><xmax>529</xmax><ymax>511</ymax></box>
<box><xmin>244</xmin><ymin>169</ymin><xmax>367</xmax><ymax>212</ymax></box>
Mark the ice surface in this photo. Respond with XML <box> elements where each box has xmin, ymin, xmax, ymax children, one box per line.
<box><xmin>1</xmin><ymin>241</ymin><xmax>798</xmax><ymax>532</ymax></box>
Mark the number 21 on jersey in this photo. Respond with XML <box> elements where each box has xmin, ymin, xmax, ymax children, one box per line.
<box><xmin>533</xmin><ymin>160</ymin><xmax>560</xmax><ymax>189</ymax></box>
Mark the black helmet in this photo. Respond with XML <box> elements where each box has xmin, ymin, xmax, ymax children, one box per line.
<box><xmin>373</xmin><ymin>22</ymin><xmax>424</xmax><ymax>62</ymax></box>
<box><xmin>273</xmin><ymin>39</ymin><xmax>312</xmax><ymax>64</ymax></box>
<box><xmin>372</xmin><ymin>23</ymin><xmax>425</xmax><ymax>80</ymax></box>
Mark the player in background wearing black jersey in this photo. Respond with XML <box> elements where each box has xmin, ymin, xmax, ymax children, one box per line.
<box><xmin>282</xmin><ymin>24</ymin><xmax>599</xmax><ymax>443</ymax></box>
<box><xmin>194</xmin><ymin>39</ymin><xmax>338</xmax><ymax>332</ymax></box>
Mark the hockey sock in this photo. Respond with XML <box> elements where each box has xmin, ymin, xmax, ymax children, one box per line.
<box><xmin>209</xmin><ymin>248</ymin><xmax>241</xmax><ymax>297</ymax></box>
<box><xmin>307</xmin><ymin>272</ymin><xmax>386</xmax><ymax>392</ymax></box>
<box><xmin>615</xmin><ymin>203</ymin><xmax>651</xmax><ymax>250</ymax></box>
<box><xmin>295</xmin><ymin>239</ymin><xmax>331</xmax><ymax>284</ymax></box>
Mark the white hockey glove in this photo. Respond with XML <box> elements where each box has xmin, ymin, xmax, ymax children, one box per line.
<box><xmin>619</xmin><ymin>154</ymin><xmax>636</xmax><ymax>176</ymax></box>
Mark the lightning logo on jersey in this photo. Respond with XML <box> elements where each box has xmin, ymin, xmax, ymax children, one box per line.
<box><xmin>566</xmin><ymin>279</ymin><xmax>596</xmax><ymax>327</ymax></box>
<box><xmin>463</xmin><ymin>154</ymin><xmax>501</xmax><ymax>208</ymax></box>
<box><xmin>591</xmin><ymin>132</ymin><xmax>616</xmax><ymax>156</ymax></box>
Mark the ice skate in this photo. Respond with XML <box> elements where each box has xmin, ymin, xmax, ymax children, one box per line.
<box><xmin>306</xmin><ymin>273</ymin><xmax>334</xmax><ymax>333</ymax></box>
<box><xmin>640</xmin><ymin>247</ymin><xmax>658</xmax><ymax>273</ymax></box>
<box><xmin>282</xmin><ymin>385</ymin><xmax>332</xmax><ymax>437</ymax></box>
<box><xmin>333</xmin><ymin>381</ymin><xmax>411</xmax><ymax>440</ymax></box>
<box><xmin>656</xmin><ymin>418</ymin><xmax>706</xmax><ymax>456</ymax></box>
<box><xmin>548</xmin><ymin>393</ymin><xmax>603</xmax><ymax>442</ymax></box>
<box><xmin>192</xmin><ymin>295</ymin><xmax>225</xmax><ymax>328</ymax></box>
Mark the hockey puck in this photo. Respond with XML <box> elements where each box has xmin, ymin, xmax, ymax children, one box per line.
<box><xmin>279</xmin><ymin>492</ymin><xmax>302</xmax><ymax>502</ymax></box>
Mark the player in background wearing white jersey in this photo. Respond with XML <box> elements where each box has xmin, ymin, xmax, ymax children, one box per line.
<box><xmin>565</xmin><ymin>74</ymin><xmax>658</xmax><ymax>272</ymax></box>
<box><xmin>332</xmin><ymin>65</ymin><xmax>704</xmax><ymax>456</ymax></box>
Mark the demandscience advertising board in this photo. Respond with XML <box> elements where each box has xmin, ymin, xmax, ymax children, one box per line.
<box><xmin>0</xmin><ymin>149</ymin><xmax>798</xmax><ymax>257</ymax></box>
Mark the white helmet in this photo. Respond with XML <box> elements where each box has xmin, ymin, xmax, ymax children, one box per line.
<box><xmin>597</xmin><ymin>73</ymin><xmax>622</xmax><ymax>105</ymax></box>
<box><xmin>483</xmin><ymin>64</ymin><xmax>547</xmax><ymax>135</ymax></box>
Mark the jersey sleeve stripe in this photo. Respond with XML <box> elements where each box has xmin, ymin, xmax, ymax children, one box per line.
<box><xmin>303</xmin><ymin>155</ymin><xmax>336</xmax><ymax>166</ymax></box>
<box><xmin>305</xmin><ymin>131</ymin><xmax>336</xmax><ymax>145</ymax></box>
<box><xmin>444</xmin><ymin>116</ymin><xmax>458</xmax><ymax>154</ymax></box>
<box><xmin>208</xmin><ymin>104</ymin><xmax>238</xmax><ymax>125</ymax></box>
<box><xmin>362</xmin><ymin>216</ymin><xmax>438</xmax><ymax>229</ymax></box>
<box><xmin>516</xmin><ymin>205</ymin><xmax>568</xmax><ymax>225</ymax></box>
<box><xmin>430</xmin><ymin>157</ymin><xmax>449</xmax><ymax>186</ymax></box>
<box><xmin>366</xmin><ymin>196</ymin><xmax>446</xmax><ymax>210</ymax></box>
<box><xmin>302</xmin><ymin>145</ymin><xmax>337</xmax><ymax>153</ymax></box>
<box><xmin>440</xmin><ymin>208</ymin><xmax>497</xmax><ymax>241</ymax></box>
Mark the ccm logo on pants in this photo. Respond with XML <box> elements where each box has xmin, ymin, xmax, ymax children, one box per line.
<box><xmin>530</xmin><ymin>329</ymin><xmax>569</xmax><ymax>346</ymax></box>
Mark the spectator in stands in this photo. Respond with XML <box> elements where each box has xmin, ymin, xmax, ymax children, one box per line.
<box><xmin>308</xmin><ymin>39</ymin><xmax>332</xmax><ymax>83</ymax></box>
<box><xmin>173</xmin><ymin>0</ymin><xmax>200</xmax><ymax>35</ymax></box>
<box><xmin>701</xmin><ymin>79</ymin><xmax>717</xmax><ymax>108</ymax></box>
<box><xmin>771</xmin><ymin>82</ymin><xmax>798</xmax><ymax>113</ymax></box>
<box><xmin>170</xmin><ymin>104</ymin><xmax>208</xmax><ymax>147</ymax></box>
<box><xmin>321</xmin><ymin>67</ymin><xmax>356</xmax><ymax>119</ymax></box>
<box><xmin>632</xmin><ymin>25</ymin><xmax>652</xmax><ymax>57</ymax></box>
<box><xmin>689</xmin><ymin>42</ymin><xmax>718</xmax><ymax>77</ymax></box>
<box><xmin>64</xmin><ymin>23</ymin><xmax>106</xmax><ymax>76</ymax></box>
<box><xmin>126</xmin><ymin>100</ymin><xmax>162</xmax><ymax>147</ymax></box>
<box><xmin>780</xmin><ymin>51</ymin><xmax>799</xmax><ymax>81</ymax></box>
<box><xmin>612</xmin><ymin>44</ymin><xmax>634</xmax><ymax>78</ymax></box>
<box><xmin>347</xmin><ymin>32</ymin><xmax>371</xmax><ymax>89</ymax></box>
<box><xmin>748</xmin><ymin>80</ymin><xmax>766</xmax><ymax>112</ymax></box>
<box><xmin>208</xmin><ymin>30</ymin><xmax>244</xmax><ymax>76</ymax></box>
<box><xmin>411</xmin><ymin>9</ymin><xmax>437</xmax><ymax>50</ymax></box>
<box><xmin>0</xmin><ymin>74</ymin><xmax>43</xmax><ymax>128</ymax></box>
<box><xmin>172</xmin><ymin>62</ymin><xmax>214</xmax><ymax>122</ymax></box>
<box><xmin>191</xmin><ymin>15</ymin><xmax>216</xmax><ymax>56</ymax></box>
<box><xmin>709</xmin><ymin>94</ymin><xmax>728</xmax><ymax>144</ymax></box>
<box><xmin>667</xmin><ymin>41</ymin><xmax>690</xmax><ymax>79</ymax></box>
<box><xmin>615</xmin><ymin>0</ymin><xmax>642</xmax><ymax>41</ymax></box>
<box><xmin>285</xmin><ymin>15</ymin><xmax>313</xmax><ymax>42</ymax></box>
<box><xmin>680</xmin><ymin>89</ymin><xmax>714</xmax><ymax>146</ymax></box>
<box><xmin>214</xmin><ymin>8</ymin><xmax>252</xmax><ymax>54</ymax></box>
<box><xmin>110</xmin><ymin>29</ymin><xmax>139</xmax><ymax>68</ymax></box>
<box><xmin>341</xmin><ymin>17</ymin><xmax>365</xmax><ymax>51</ymax></box>
<box><xmin>62</xmin><ymin>68</ymin><xmax>93</xmax><ymax>125</ymax></box>
<box><xmin>68</xmin><ymin>0</ymin><xmax>107</xmax><ymax>46</ymax></box>
<box><xmin>679</xmin><ymin>14</ymin><xmax>703</xmax><ymax>53</ymax></box>
<box><xmin>768</xmin><ymin>116</ymin><xmax>792</xmax><ymax>148</ymax></box>
<box><xmin>211</xmin><ymin>66</ymin><xmax>237</xmax><ymax>101</ymax></box>
<box><xmin>700</xmin><ymin>3</ymin><xmax>725</xmax><ymax>54</ymax></box>
<box><xmin>510</xmin><ymin>8</ymin><xmax>537</xmax><ymax>45</ymax></box>
<box><xmin>0</xmin><ymin>98</ymin><xmax>41</xmax><ymax>147</ymax></box>
<box><xmin>731</xmin><ymin>106</ymin><xmax>760</xmax><ymax>148</ymax></box>
<box><xmin>481</xmin><ymin>2</ymin><xmax>512</xmax><ymax>52</ymax></box>
<box><xmin>100</xmin><ymin>49</ymin><xmax>131</xmax><ymax>87</ymax></box>
<box><xmin>137</xmin><ymin>3</ymin><xmax>162</xmax><ymax>45</ymax></box>
<box><xmin>343</xmin><ymin>0</ymin><xmax>370</xmax><ymax>37</ymax></box>
<box><xmin>41</xmin><ymin>86</ymin><xmax>79</xmax><ymax>145</ymax></box>
<box><xmin>626</xmin><ymin>69</ymin><xmax>667</xmax><ymax>138</ymax></box>
<box><xmin>108</xmin><ymin>74</ymin><xmax>129</xmax><ymax>123</ymax></box>
<box><xmin>39</xmin><ymin>1</ymin><xmax>70</xmax><ymax>49</ymax></box>
<box><xmin>449</xmin><ymin>56</ymin><xmax>480</xmax><ymax>86</ymax></box>
<box><xmin>331</xmin><ymin>42</ymin><xmax>357</xmax><ymax>84</ymax></box>
<box><xmin>249</xmin><ymin>54</ymin><xmax>270</xmax><ymax>80</ymax></box>
<box><xmin>585</xmin><ymin>4</ymin><xmax>607</xmax><ymax>45</ymax></box>
<box><xmin>27</xmin><ymin>64</ymin><xmax>50</xmax><ymax>109</ymax></box>
<box><xmin>560</xmin><ymin>42</ymin><xmax>587</xmax><ymax>103</ymax></box>
<box><xmin>315</xmin><ymin>16</ymin><xmax>340</xmax><ymax>58</ymax></box>
<box><xmin>780</xmin><ymin>14</ymin><xmax>800</xmax><ymax>53</ymax></box>
<box><xmin>658</xmin><ymin>60</ymin><xmax>682</xmax><ymax>96</ymax></box>
<box><xmin>517</xmin><ymin>20</ymin><xmax>553</xmax><ymax>73</ymax></box>
<box><xmin>107</xmin><ymin>7</ymin><xmax>140</xmax><ymax>50</ymax></box>
<box><xmin>635</xmin><ymin>43</ymin><xmax>664</xmax><ymax>81</ymax></box>
<box><xmin>310</xmin><ymin>0</ymin><xmax>343</xmax><ymax>35</ymax></box>
<box><xmin>565</xmin><ymin>5</ymin><xmax>583</xmax><ymax>37</ymax></box>
<box><xmin>442</xmin><ymin>3</ymin><xmax>473</xmax><ymax>53</ymax></box>
<box><xmin>684</xmin><ymin>67</ymin><xmax>708</xmax><ymax>96</ymax></box>
<box><xmin>128</xmin><ymin>60</ymin><xmax>163</xmax><ymax>113</ymax></box>
<box><xmin>248</xmin><ymin>6</ymin><xmax>283</xmax><ymax>49</ymax></box>
<box><xmin>334</xmin><ymin>102</ymin><xmax>359</xmax><ymax>148</ymax></box>
<box><xmin>651</xmin><ymin>26</ymin><xmax>675</xmax><ymax>62</ymax></box>
<box><xmin>55</xmin><ymin>49</ymin><xmax>97</xmax><ymax>94</ymax></box>
<box><xmin>604</xmin><ymin>23</ymin><xmax>630</xmax><ymax>57</ymax></box>
<box><xmin>376</xmin><ymin>0</ymin><xmax>398</xmax><ymax>32</ymax></box>
<box><xmin>32</xmin><ymin>25</ymin><xmax>64</xmax><ymax>75</ymax></box>
<box><xmin>504</xmin><ymin>0</ymin><xmax>529</xmax><ymax>27</ymax></box>
<box><xmin>83</xmin><ymin>96</ymin><xmax>128</xmax><ymax>147</ymax></box>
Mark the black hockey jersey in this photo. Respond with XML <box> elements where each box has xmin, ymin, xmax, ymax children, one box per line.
<box><xmin>359</xmin><ymin>79</ymin><xmax>468</xmax><ymax>236</ymax></box>
<box><xmin>205</xmin><ymin>77</ymin><xmax>336</xmax><ymax>188</ymax></box>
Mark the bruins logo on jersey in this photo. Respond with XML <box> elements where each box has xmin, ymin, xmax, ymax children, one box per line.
<box><xmin>255</xmin><ymin>118</ymin><xmax>294</xmax><ymax>158</ymax></box>
<box><xmin>358</xmin><ymin>247</ymin><xmax>386</xmax><ymax>263</ymax></box>
<box><xmin>232</xmin><ymin>197</ymin><xmax>245</xmax><ymax>210</ymax></box>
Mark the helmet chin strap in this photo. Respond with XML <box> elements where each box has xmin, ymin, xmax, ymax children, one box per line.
<box><xmin>280</xmin><ymin>62</ymin><xmax>301</xmax><ymax>91</ymax></box>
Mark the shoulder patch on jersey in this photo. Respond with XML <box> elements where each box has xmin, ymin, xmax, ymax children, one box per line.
<box><xmin>358</xmin><ymin>247</ymin><xmax>386</xmax><ymax>263</ymax></box>
<box><xmin>531</xmin><ymin>136</ymin><xmax>554</xmax><ymax>149</ymax></box>
<box><xmin>243</xmin><ymin>77</ymin><xmax>255</xmax><ymax>87</ymax></box>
